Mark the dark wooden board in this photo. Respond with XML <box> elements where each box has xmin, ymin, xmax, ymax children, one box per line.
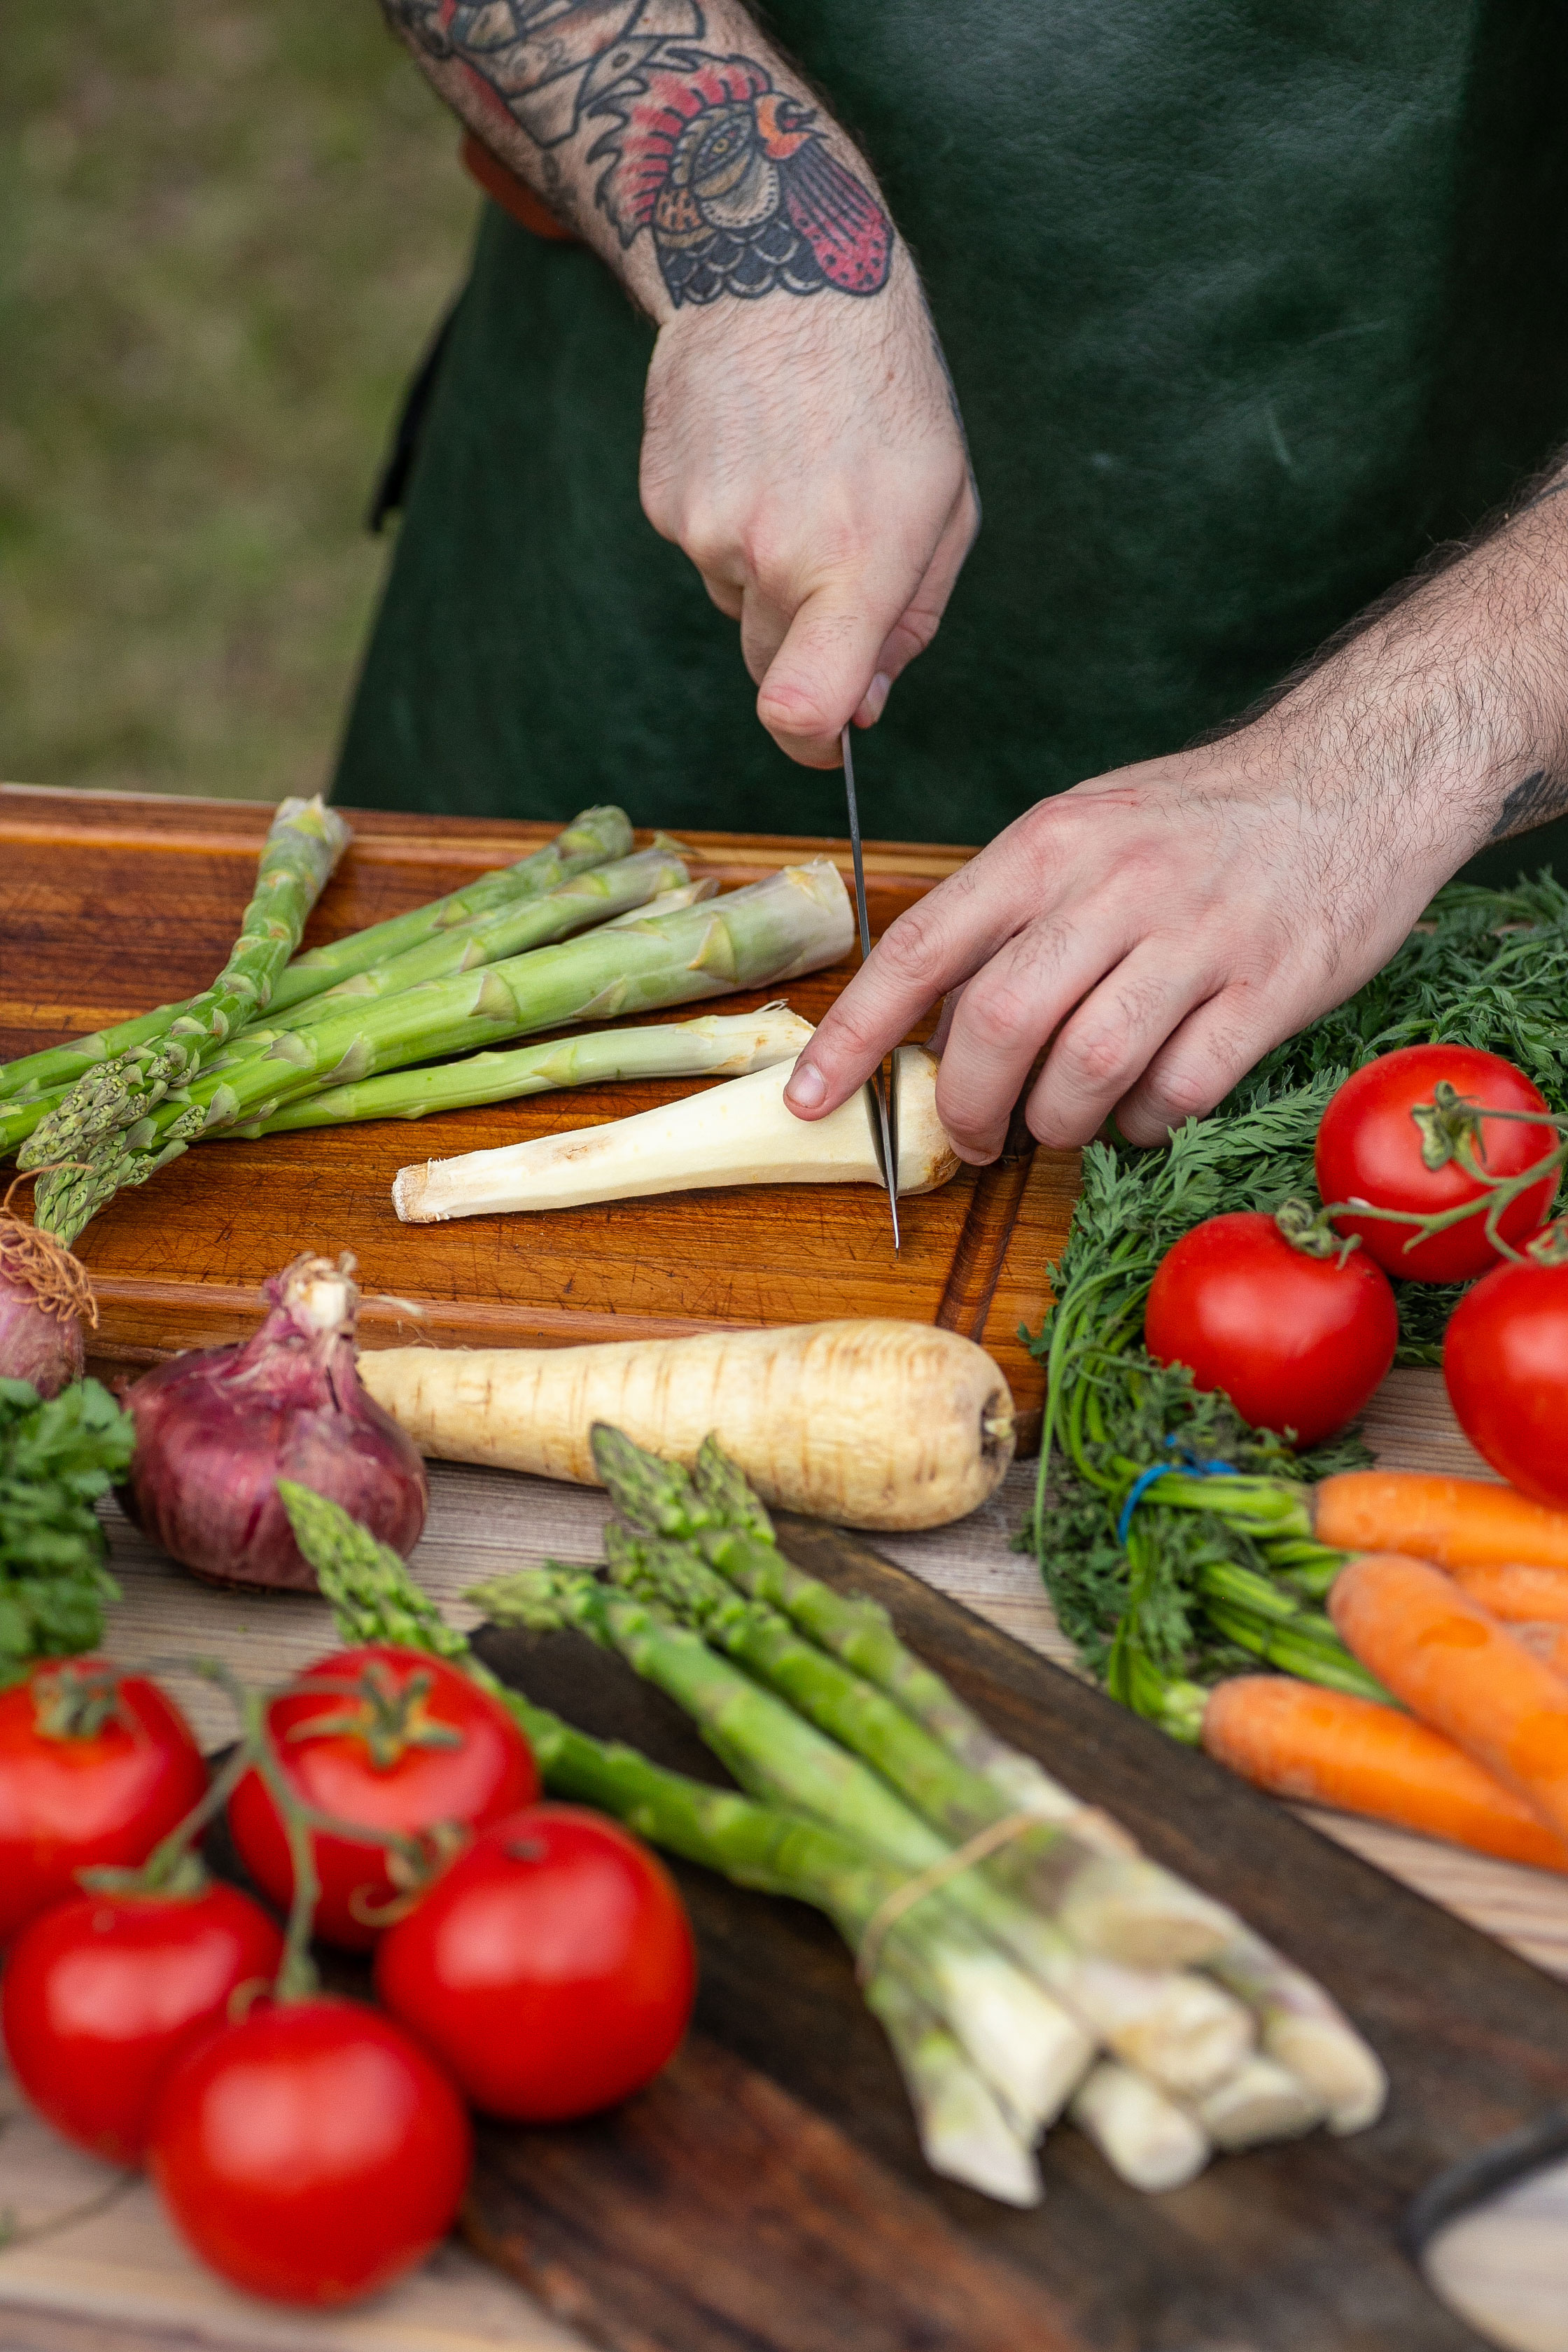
<box><xmin>2</xmin><ymin>785</ymin><xmax>1077</xmax><ymax>1443</ymax></box>
<box><xmin>463</xmin><ymin>1518</ymin><xmax>1568</xmax><ymax>2352</ymax></box>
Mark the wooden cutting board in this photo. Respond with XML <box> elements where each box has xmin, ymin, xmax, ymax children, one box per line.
<box><xmin>464</xmin><ymin>1520</ymin><xmax>1568</xmax><ymax>2352</ymax></box>
<box><xmin>2</xmin><ymin>786</ymin><xmax>1076</xmax><ymax>1442</ymax></box>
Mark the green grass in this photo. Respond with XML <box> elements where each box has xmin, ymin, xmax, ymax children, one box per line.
<box><xmin>0</xmin><ymin>4</ymin><xmax>477</xmax><ymax>800</ymax></box>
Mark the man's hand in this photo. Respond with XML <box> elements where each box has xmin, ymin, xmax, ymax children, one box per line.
<box><xmin>785</xmin><ymin>493</ymin><xmax>1568</xmax><ymax>1155</ymax></box>
<box><xmin>642</xmin><ymin>272</ymin><xmax>976</xmax><ymax>769</ymax></box>
<box><xmin>383</xmin><ymin>0</ymin><xmax>976</xmax><ymax>768</ymax></box>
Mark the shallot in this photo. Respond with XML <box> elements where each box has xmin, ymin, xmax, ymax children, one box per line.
<box><xmin>0</xmin><ymin>1176</ymin><xmax>94</xmax><ymax>1396</ymax></box>
<box><xmin>121</xmin><ymin>1252</ymin><xmax>426</xmax><ymax>1590</ymax></box>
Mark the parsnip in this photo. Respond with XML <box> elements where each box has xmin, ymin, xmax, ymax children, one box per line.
<box><xmin>358</xmin><ymin>1318</ymin><xmax>1016</xmax><ymax>1530</ymax></box>
<box><xmin>393</xmin><ymin>1043</ymin><xmax>958</xmax><ymax>1224</ymax></box>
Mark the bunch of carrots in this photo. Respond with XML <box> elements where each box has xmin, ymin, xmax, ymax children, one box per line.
<box><xmin>1206</xmin><ymin>1470</ymin><xmax>1568</xmax><ymax>1874</ymax></box>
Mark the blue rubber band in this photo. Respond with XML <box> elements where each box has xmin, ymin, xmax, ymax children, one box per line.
<box><xmin>1115</xmin><ymin>1448</ymin><xmax>1240</xmax><ymax>1545</ymax></box>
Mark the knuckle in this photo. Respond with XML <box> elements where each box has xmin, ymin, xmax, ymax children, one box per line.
<box><xmin>958</xmin><ymin>974</ymin><xmax>1037</xmax><ymax>1058</ymax></box>
<box><xmin>1060</xmin><ymin>1025</ymin><xmax>1140</xmax><ymax>1094</ymax></box>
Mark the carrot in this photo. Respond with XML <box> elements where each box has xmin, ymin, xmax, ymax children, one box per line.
<box><xmin>1509</xmin><ymin>1623</ymin><xmax>1568</xmax><ymax>1679</ymax></box>
<box><xmin>1313</xmin><ymin>1471</ymin><xmax>1568</xmax><ymax>1571</ymax></box>
<box><xmin>1328</xmin><ymin>1552</ymin><xmax>1568</xmax><ymax>1842</ymax></box>
<box><xmin>358</xmin><ymin>1320</ymin><xmax>1016</xmax><ymax>1532</ymax></box>
<box><xmin>1446</xmin><ymin>1560</ymin><xmax>1568</xmax><ymax>1625</ymax></box>
<box><xmin>1202</xmin><ymin>1674</ymin><xmax>1568</xmax><ymax>1873</ymax></box>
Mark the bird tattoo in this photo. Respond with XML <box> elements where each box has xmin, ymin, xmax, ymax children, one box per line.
<box><xmin>386</xmin><ymin>0</ymin><xmax>894</xmax><ymax>308</ymax></box>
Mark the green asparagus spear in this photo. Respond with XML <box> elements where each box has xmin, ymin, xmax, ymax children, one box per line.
<box><xmin>35</xmin><ymin>862</ymin><xmax>852</xmax><ymax>1244</ymax></box>
<box><xmin>274</xmin><ymin>1479</ymin><xmax>1086</xmax><ymax>2144</ymax></box>
<box><xmin>271</xmin><ymin>841</ymin><xmax>688</xmax><ymax>1030</ymax></box>
<box><xmin>0</xmin><ymin>805</ymin><xmax>627</xmax><ymax>1111</ymax></box>
<box><xmin>223</xmin><ymin>1007</ymin><xmax>811</xmax><ymax>1138</ymax></box>
<box><xmin>23</xmin><ymin>796</ymin><xmax>351</xmax><ymax>1168</ymax></box>
<box><xmin>265</xmin><ymin>804</ymin><xmax>632</xmax><ymax>1015</ymax></box>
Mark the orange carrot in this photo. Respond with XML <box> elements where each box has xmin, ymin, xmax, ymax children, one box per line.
<box><xmin>1313</xmin><ymin>1471</ymin><xmax>1568</xmax><ymax>1571</ymax></box>
<box><xmin>1202</xmin><ymin>1674</ymin><xmax>1568</xmax><ymax>1873</ymax></box>
<box><xmin>1446</xmin><ymin>1560</ymin><xmax>1568</xmax><ymax>1625</ymax></box>
<box><xmin>1509</xmin><ymin>1623</ymin><xmax>1568</xmax><ymax>1680</ymax></box>
<box><xmin>1329</xmin><ymin>1552</ymin><xmax>1568</xmax><ymax>1842</ymax></box>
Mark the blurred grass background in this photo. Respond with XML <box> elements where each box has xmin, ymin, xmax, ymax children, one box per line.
<box><xmin>1</xmin><ymin>4</ymin><xmax>476</xmax><ymax>800</ymax></box>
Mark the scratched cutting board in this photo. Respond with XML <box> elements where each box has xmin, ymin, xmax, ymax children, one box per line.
<box><xmin>1</xmin><ymin>785</ymin><xmax>1074</xmax><ymax>1440</ymax></box>
<box><xmin>461</xmin><ymin>1518</ymin><xmax>1568</xmax><ymax>2352</ymax></box>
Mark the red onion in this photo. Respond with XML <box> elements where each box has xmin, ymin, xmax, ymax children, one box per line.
<box><xmin>121</xmin><ymin>1252</ymin><xmax>427</xmax><ymax>1590</ymax></box>
<box><xmin>0</xmin><ymin>1181</ymin><xmax>92</xmax><ymax>1396</ymax></box>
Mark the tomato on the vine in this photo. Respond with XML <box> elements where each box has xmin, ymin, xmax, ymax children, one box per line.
<box><xmin>1444</xmin><ymin>1252</ymin><xmax>1568</xmax><ymax>1506</ymax></box>
<box><xmin>1315</xmin><ymin>1044</ymin><xmax>1559</xmax><ymax>1283</ymax></box>
<box><xmin>0</xmin><ymin>1661</ymin><xmax>206</xmax><ymax>1947</ymax></box>
<box><xmin>226</xmin><ymin>1644</ymin><xmax>537</xmax><ymax>1949</ymax></box>
<box><xmin>148</xmin><ymin>1997</ymin><xmax>470</xmax><ymax>2306</ymax></box>
<box><xmin>1144</xmin><ymin>1210</ymin><xmax>1398</xmax><ymax>1447</ymax></box>
<box><xmin>374</xmin><ymin>1805</ymin><xmax>696</xmax><ymax>2122</ymax></box>
<box><xmin>2</xmin><ymin>1882</ymin><xmax>284</xmax><ymax>2163</ymax></box>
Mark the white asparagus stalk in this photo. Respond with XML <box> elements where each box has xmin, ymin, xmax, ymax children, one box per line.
<box><xmin>602</xmin><ymin>879</ymin><xmax>720</xmax><ymax>925</ymax></box>
<box><xmin>864</xmin><ymin>1973</ymin><xmax>1044</xmax><ymax>2207</ymax></box>
<box><xmin>358</xmin><ymin>1319</ymin><xmax>1016</xmax><ymax>1531</ymax></box>
<box><xmin>1044</xmin><ymin>1956</ymin><xmax>1254</xmax><ymax>2101</ymax></box>
<box><xmin>1183</xmin><ymin>2055</ymin><xmax>1324</xmax><ymax>2152</ymax></box>
<box><xmin>1070</xmin><ymin>2061</ymin><xmax>1210</xmax><ymax>2192</ymax></box>
<box><xmin>1055</xmin><ymin>1856</ymin><xmax>1246</xmax><ymax>1971</ymax></box>
<box><xmin>1204</xmin><ymin>1931</ymin><xmax>1387</xmax><ymax>2134</ymax></box>
<box><xmin>392</xmin><ymin>1043</ymin><xmax>959</xmax><ymax>1224</ymax></box>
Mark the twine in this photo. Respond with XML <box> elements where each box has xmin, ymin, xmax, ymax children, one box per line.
<box><xmin>0</xmin><ymin>1171</ymin><xmax>98</xmax><ymax>1329</ymax></box>
<box><xmin>855</xmin><ymin>1810</ymin><xmax>1043</xmax><ymax>1984</ymax></box>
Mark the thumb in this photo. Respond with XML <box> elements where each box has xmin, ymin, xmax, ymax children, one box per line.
<box><xmin>755</xmin><ymin>584</ymin><xmax>897</xmax><ymax>770</ymax></box>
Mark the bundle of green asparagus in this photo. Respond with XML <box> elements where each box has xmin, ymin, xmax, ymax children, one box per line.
<box><xmin>1</xmin><ymin>797</ymin><xmax>854</xmax><ymax>1247</ymax></box>
<box><xmin>278</xmin><ymin>1440</ymin><xmax>1386</xmax><ymax>2209</ymax></box>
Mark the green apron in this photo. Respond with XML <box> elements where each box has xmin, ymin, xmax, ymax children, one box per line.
<box><xmin>336</xmin><ymin>0</ymin><xmax>1568</xmax><ymax>881</ymax></box>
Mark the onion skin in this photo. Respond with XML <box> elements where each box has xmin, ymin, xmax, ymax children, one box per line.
<box><xmin>0</xmin><ymin>1205</ymin><xmax>94</xmax><ymax>1398</ymax></box>
<box><xmin>0</xmin><ymin>1280</ymin><xmax>84</xmax><ymax>1398</ymax></box>
<box><xmin>121</xmin><ymin>1254</ymin><xmax>427</xmax><ymax>1591</ymax></box>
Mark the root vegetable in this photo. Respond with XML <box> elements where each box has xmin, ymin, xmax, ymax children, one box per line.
<box><xmin>1202</xmin><ymin>1671</ymin><xmax>1568</xmax><ymax>1872</ymax></box>
<box><xmin>1327</xmin><ymin>1553</ymin><xmax>1568</xmax><ymax>1844</ymax></box>
<box><xmin>123</xmin><ymin>1253</ymin><xmax>427</xmax><ymax>1590</ymax></box>
<box><xmin>0</xmin><ymin>1181</ymin><xmax>94</xmax><ymax>1396</ymax></box>
<box><xmin>1312</xmin><ymin>1469</ymin><xmax>1568</xmax><ymax>1570</ymax></box>
<box><xmin>359</xmin><ymin>1319</ymin><xmax>1016</xmax><ymax>1532</ymax></box>
<box><xmin>1445</xmin><ymin>1562</ymin><xmax>1568</xmax><ymax>1624</ymax></box>
<box><xmin>391</xmin><ymin>1044</ymin><xmax>958</xmax><ymax>1224</ymax></box>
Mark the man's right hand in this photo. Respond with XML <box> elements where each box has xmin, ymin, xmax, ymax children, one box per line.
<box><xmin>640</xmin><ymin>262</ymin><xmax>976</xmax><ymax>771</ymax></box>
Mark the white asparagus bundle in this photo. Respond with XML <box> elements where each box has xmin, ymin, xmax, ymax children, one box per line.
<box><xmin>359</xmin><ymin>1318</ymin><xmax>1017</xmax><ymax>1530</ymax></box>
<box><xmin>391</xmin><ymin>1042</ymin><xmax>959</xmax><ymax>1224</ymax></box>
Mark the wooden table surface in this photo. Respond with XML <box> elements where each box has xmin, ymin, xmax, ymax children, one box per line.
<box><xmin>2</xmin><ymin>1371</ymin><xmax>1567</xmax><ymax>2352</ymax></box>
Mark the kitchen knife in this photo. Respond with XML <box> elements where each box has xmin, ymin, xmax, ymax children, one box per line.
<box><xmin>839</xmin><ymin>723</ymin><xmax>900</xmax><ymax>1252</ymax></box>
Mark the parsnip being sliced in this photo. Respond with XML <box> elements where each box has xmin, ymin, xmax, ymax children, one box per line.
<box><xmin>392</xmin><ymin>1044</ymin><xmax>958</xmax><ymax>1224</ymax></box>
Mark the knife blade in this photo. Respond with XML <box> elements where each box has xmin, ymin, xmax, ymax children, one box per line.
<box><xmin>839</xmin><ymin>723</ymin><xmax>900</xmax><ymax>1252</ymax></box>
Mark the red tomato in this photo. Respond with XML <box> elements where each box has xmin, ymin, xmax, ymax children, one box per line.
<box><xmin>227</xmin><ymin>1645</ymin><xmax>537</xmax><ymax>1950</ymax></box>
<box><xmin>1144</xmin><ymin>1210</ymin><xmax>1398</xmax><ymax>1447</ymax></box>
<box><xmin>148</xmin><ymin>1998</ymin><xmax>470</xmax><ymax>2306</ymax></box>
<box><xmin>1444</xmin><ymin>1255</ymin><xmax>1568</xmax><ymax>1506</ymax></box>
<box><xmin>0</xmin><ymin>1660</ymin><xmax>206</xmax><ymax>1947</ymax></box>
<box><xmin>2</xmin><ymin>1883</ymin><xmax>284</xmax><ymax>2163</ymax></box>
<box><xmin>374</xmin><ymin>1805</ymin><xmax>696</xmax><ymax>2122</ymax></box>
<box><xmin>1315</xmin><ymin>1044</ymin><xmax>1559</xmax><ymax>1283</ymax></box>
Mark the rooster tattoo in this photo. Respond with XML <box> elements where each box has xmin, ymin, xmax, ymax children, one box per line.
<box><xmin>386</xmin><ymin>1</ymin><xmax>893</xmax><ymax>308</ymax></box>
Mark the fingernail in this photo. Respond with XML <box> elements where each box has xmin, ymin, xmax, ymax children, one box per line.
<box><xmin>858</xmin><ymin>673</ymin><xmax>891</xmax><ymax>726</ymax></box>
<box><xmin>785</xmin><ymin>1062</ymin><xmax>826</xmax><ymax>1111</ymax></box>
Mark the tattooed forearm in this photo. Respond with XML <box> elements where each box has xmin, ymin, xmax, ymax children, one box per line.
<box><xmin>1490</xmin><ymin>769</ymin><xmax>1568</xmax><ymax>840</ymax></box>
<box><xmin>383</xmin><ymin>0</ymin><xmax>892</xmax><ymax>312</ymax></box>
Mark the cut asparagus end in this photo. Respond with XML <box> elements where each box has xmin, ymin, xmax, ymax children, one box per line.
<box><xmin>1071</xmin><ymin>2061</ymin><xmax>1210</xmax><ymax>2192</ymax></box>
<box><xmin>392</xmin><ymin>1043</ymin><xmax>958</xmax><ymax>1224</ymax></box>
<box><xmin>905</xmin><ymin>1924</ymin><xmax>1096</xmax><ymax>2135</ymax></box>
<box><xmin>1185</xmin><ymin>2054</ymin><xmax>1324</xmax><ymax>2151</ymax></box>
<box><xmin>1203</xmin><ymin>1931</ymin><xmax>1387</xmax><ymax>2134</ymax></box>
<box><xmin>1056</xmin><ymin>1854</ymin><xmax>1241</xmax><ymax>1968</ymax></box>
<box><xmin>865</xmin><ymin>1972</ymin><xmax>1044</xmax><ymax>2208</ymax></box>
<box><xmin>1061</xmin><ymin>1957</ymin><xmax>1255</xmax><ymax>2099</ymax></box>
